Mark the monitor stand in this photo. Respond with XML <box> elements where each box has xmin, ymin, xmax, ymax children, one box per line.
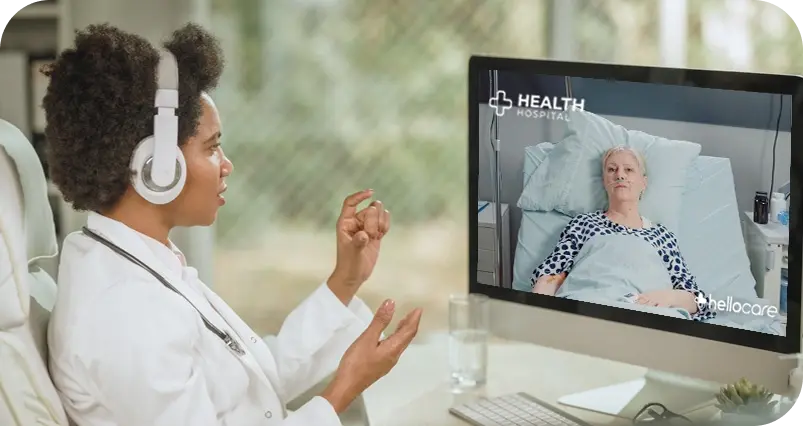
<box><xmin>557</xmin><ymin>369</ymin><xmax>720</xmax><ymax>419</ymax></box>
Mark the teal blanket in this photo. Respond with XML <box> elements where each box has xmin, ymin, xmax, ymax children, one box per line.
<box><xmin>554</xmin><ymin>233</ymin><xmax>694</xmax><ymax>320</ymax></box>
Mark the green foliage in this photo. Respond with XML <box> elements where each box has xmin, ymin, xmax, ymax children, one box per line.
<box><xmin>687</xmin><ymin>0</ymin><xmax>802</xmax><ymax>74</ymax></box>
<box><xmin>575</xmin><ymin>0</ymin><xmax>660</xmax><ymax>65</ymax></box>
<box><xmin>236</xmin><ymin>0</ymin><xmax>264</xmax><ymax>95</ymax></box>
<box><xmin>216</xmin><ymin>129</ymin><xmax>466</xmax><ymax>242</ymax></box>
<box><xmin>715</xmin><ymin>378</ymin><xmax>777</xmax><ymax>416</ymax></box>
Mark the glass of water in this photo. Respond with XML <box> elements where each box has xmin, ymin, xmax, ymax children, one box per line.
<box><xmin>449</xmin><ymin>293</ymin><xmax>490</xmax><ymax>392</ymax></box>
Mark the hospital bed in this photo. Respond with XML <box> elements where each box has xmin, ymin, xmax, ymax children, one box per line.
<box><xmin>511</xmin><ymin>142</ymin><xmax>785</xmax><ymax>336</ymax></box>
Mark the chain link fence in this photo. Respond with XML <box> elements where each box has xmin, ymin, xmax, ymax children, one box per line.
<box><xmin>209</xmin><ymin>0</ymin><xmax>549</xmax><ymax>247</ymax></box>
<box><xmin>206</xmin><ymin>0</ymin><xmax>552</xmax><ymax>334</ymax></box>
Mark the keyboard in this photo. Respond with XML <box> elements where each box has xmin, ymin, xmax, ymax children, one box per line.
<box><xmin>449</xmin><ymin>392</ymin><xmax>591</xmax><ymax>426</ymax></box>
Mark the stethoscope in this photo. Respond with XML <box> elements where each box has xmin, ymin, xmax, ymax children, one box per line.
<box><xmin>81</xmin><ymin>227</ymin><xmax>246</xmax><ymax>357</ymax></box>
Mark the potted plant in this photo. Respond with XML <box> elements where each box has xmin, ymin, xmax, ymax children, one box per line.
<box><xmin>714</xmin><ymin>378</ymin><xmax>778</xmax><ymax>425</ymax></box>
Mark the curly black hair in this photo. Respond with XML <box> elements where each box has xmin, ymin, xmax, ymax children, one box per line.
<box><xmin>41</xmin><ymin>22</ymin><xmax>225</xmax><ymax>213</ymax></box>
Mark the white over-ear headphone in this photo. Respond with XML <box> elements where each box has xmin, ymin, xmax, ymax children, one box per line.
<box><xmin>130</xmin><ymin>49</ymin><xmax>186</xmax><ymax>205</ymax></box>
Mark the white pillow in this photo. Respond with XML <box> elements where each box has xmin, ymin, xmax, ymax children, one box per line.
<box><xmin>517</xmin><ymin>110</ymin><xmax>701</xmax><ymax>233</ymax></box>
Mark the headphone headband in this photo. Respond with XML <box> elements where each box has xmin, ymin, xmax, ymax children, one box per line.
<box><xmin>149</xmin><ymin>49</ymin><xmax>179</xmax><ymax>188</ymax></box>
<box><xmin>156</xmin><ymin>49</ymin><xmax>179</xmax><ymax>99</ymax></box>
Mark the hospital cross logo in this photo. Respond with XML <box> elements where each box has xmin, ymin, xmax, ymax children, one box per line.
<box><xmin>489</xmin><ymin>90</ymin><xmax>513</xmax><ymax>117</ymax></box>
<box><xmin>696</xmin><ymin>294</ymin><xmax>778</xmax><ymax>318</ymax></box>
<box><xmin>489</xmin><ymin>89</ymin><xmax>587</xmax><ymax>122</ymax></box>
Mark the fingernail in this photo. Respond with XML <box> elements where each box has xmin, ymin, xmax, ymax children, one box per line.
<box><xmin>382</xmin><ymin>299</ymin><xmax>395</xmax><ymax>311</ymax></box>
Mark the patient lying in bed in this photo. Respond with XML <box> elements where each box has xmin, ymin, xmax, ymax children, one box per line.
<box><xmin>529</xmin><ymin>146</ymin><xmax>715</xmax><ymax>322</ymax></box>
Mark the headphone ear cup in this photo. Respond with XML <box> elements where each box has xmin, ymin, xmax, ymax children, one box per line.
<box><xmin>130</xmin><ymin>136</ymin><xmax>187</xmax><ymax>205</ymax></box>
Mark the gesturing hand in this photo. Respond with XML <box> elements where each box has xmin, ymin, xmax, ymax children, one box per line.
<box><xmin>329</xmin><ymin>189</ymin><xmax>391</xmax><ymax>302</ymax></box>
<box><xmin>321</xmin><ymin>300</ymin><xmax>423</xmax><ymax>413</ymax></box>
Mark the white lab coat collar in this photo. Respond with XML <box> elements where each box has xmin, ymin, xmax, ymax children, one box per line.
<box><xmin>86</xmin><ymin>212</ymin><xmax>184</xmax><ymax>275</ymax></box>
<box><xmin>86</xmin><ymin>213</ymin><xmax>169</xmax><ymax>265</ymax></box>
<box><xmin>83</xmin><ymin>212</ymin><xmax>284</xmax><ymax>399</ymax></box>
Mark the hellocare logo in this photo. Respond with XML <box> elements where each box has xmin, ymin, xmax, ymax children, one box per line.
<box><xmin>696</xmin><ymin>293</ymin><xmax>779</xmax><ymax>318</ymax></box>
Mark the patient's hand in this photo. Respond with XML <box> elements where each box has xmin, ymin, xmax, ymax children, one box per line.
<box><xmin>532</xmin><ymin>272</ymin><xmax>567</xmax><ymax>296</ymax></box>
<box><xmin>636</xmin><ymin>290</ymin><xmax>698</xmax><ymax>313</ymax></box>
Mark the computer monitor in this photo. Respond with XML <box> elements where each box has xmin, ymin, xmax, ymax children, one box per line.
<box><xmin>468</xmin><ymin>56</ymin><xmax>801</xmax><ymax>418</ymax></box>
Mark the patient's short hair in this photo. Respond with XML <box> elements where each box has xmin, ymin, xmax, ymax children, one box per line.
<box><xmin>41</xmin><ymin>23</ymin><xmax>224</xmax><ymax>213</ymax></box>
<box><xmin>602</xmin><ymin>145</ymin><xmax>647</xmax><ymax>176</ymax></box>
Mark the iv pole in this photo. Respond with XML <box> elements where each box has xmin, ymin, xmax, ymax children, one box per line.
<box><xmin>487</xmin><ymin>75</ymin><xmax>572</xmax><ymax>289</ymax></box>
<box><xmin>491</xmin><ymin>70</ymin><xmax>504</xmax><ymax>288</ymax></box>
<box><xmin>565</xmin><ymin>76</ymin><xmax>573</xmax><ymax>99</ymax></box>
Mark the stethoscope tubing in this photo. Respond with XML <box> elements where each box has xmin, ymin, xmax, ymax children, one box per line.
<box><xmin>81</xmin><ymin>226</ymin><xmax>246</xmax><ymax>356</ymax></box>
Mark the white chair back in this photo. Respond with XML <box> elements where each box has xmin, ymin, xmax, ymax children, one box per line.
<box><xmin>0</xmin><ymin>119</ymin><xmax>69</xmax><ymax>426</ymax></box>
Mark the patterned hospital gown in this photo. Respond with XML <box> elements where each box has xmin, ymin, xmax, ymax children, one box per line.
<box><xmin>531</xmin><ymin>210</ymin><xmax>715</xmax><ymax>321</ymax></box>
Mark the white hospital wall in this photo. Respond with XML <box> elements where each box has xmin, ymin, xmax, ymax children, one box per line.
<box><xmin>477</xmin><ymin>103</ymin><xmax>792</xmax><ymax>254</ymax></box>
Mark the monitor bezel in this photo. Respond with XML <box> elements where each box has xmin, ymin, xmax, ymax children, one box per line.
<box><xmin>467</xmin><ymin>55</ymin><xmax>802</xmax><ymax>354</ymax></box>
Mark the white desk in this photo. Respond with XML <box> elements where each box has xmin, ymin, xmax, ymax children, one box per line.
<box><xmin>363</xmin><ymin>333</ymin><xmax>718</xmax><ymax>426</ymax></box>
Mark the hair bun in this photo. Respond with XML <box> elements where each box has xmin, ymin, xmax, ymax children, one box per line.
<box><xmin>164</xmin><ymin>23</ymin><xmax>225</xmax><ymax>94</ymax></box>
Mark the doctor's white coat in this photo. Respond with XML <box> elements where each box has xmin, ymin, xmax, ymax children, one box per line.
<box><xmin>48</xmin><ymin>212</ymin><xmax>374</xmax><ymax>426</ymax></box>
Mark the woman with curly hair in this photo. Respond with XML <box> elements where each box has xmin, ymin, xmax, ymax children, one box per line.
<box><xmin>44</xmin><ymin>22</ymin><xmax>421</xmax><ymax>426</ymax></box>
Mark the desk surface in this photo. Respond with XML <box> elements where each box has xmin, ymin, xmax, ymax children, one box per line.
<box><xmin>363</xmin><ymin>332</ymin><xmax>720</xmax><ymax>426</ymax></box>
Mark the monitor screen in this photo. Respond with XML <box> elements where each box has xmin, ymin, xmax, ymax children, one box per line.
<box><xmin>468</xmin><ymin>57</ymin><xmax>800</xmax><ymax>353</ymax></box>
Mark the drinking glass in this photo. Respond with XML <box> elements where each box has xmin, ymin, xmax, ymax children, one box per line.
<box><xmin>449</xmin><ymin>293</ymin><xmax>490</xmax><ymax>392</ymax></box>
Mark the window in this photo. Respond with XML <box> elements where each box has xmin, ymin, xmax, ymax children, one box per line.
<box><xmin>209</xmin><ymin>0</ymin><xmax>552</xmax><ymax>335</ymax></box>
<box><xmin>574</xmin><ymin>0</ymin><xmax>661</xmax><ymax>65</ymax></box>
<box><xmin>688</xmin><ymin>0</ymin><xmax>802</xmax><ymax>73</ymax></box>
<box><xmin>557</xmin><ymin>0</ymin><xmax>800</xmax><ymax>71</ymax></box>
<box><xmin>209</xmin><ymin>0</ymin><xmax>800</xmax><ymax>336</ymax></box>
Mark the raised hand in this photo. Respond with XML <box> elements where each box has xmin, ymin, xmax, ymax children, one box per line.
<box><xmin>328</xmin><ymin>189</ymin><xmax>391</xmax><ymax>303</ymax></box>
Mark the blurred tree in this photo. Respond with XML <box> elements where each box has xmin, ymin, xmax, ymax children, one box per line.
<box><xmin>687</xmin><ymin>0</ymin><xmax>802</xmax><ymax>73</ymax></box>
<box><xmin>237</xmin><ymin>0</ymin><xmax>264</xmax><ymax>94</ymax></box>
<box><xmin>211</xmin><ymin>0</ymin><xmax>538</xmax><ymax>244</ymax></box>
<box><xmin>749</xmin><ymin>1</ymin><xmax>803</xmax><ymax>73</ymax></box>
<box><xmin>208</xmin><ymin>0</ymin><xmax>800</xmax><ymax>247</ymax></box>
<box><xmin>575</xmin><ymin>0</ymin><xmax>660</xmax><ymax>65</ymax></box>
